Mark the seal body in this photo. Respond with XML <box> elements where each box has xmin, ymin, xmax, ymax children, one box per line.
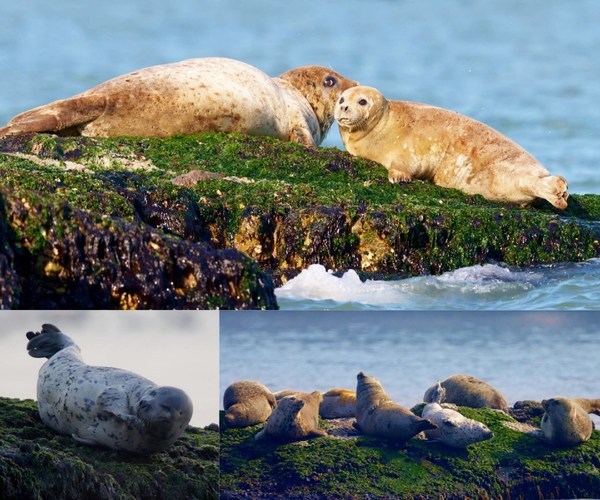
<box><xmin>254</xmin><ymin>390</ymin><xmax>326</xmax><ymax>441</ymax></box>
<box><xmin>424</xmin><ymin>374</ymin><xmax>508</xmax><ymax>410</ymax></box>
<box><xmin>223</xmin><ymin>380</ymin><xmax>276</xmax><ymax>428</ymax></box>
<box><xmin>319</xmin><ymin>388</ymin><xmax>356</xmax><ymax>418</ymax></box>
<box><xmin>0</xmin><ymin>58</ymin><xmax>357</xmax><ymax>146</ymax></box>
<box><xmin>355</xmin><ymin>372</ymin><xmax>435</xmax><ymax>442</ymax></box>
<box><xmin>540</xmin><ymin>397</ymin><xmax>594</xmax><ymax>447</ymax></box>
<box><xmin>335</xmin><ymin>86</ymin><xmax>568</xmax><ymax>209</ymax></box>
<box><xmin>27</xmin><ymin>324</ymin><xmax>193</xmax><ymax>454</ymax></box>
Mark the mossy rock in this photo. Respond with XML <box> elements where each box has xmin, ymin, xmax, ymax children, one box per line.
<box><xmin>220</xmin><ymin>407</ymin><xmax>600</xmax><ymax>499</ymax></box>
<box><xmin>1</xmin><ymin>132</ymin><xmax>599</xmax><ymax>307</ymax></box>
<box><xmin>0</xmin><ymin>397</ymin><xmax>219</xmax><ymax>499</ymax></box>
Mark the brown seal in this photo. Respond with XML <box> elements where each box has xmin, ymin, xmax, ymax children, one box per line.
<box><xmin>254</xmin><ymin>390</ymin><xmax>326</xmax><ymax>441</ymax></box>
<box><xmin>0</xmin><ymin>57</ymin><xmax>357</xmax><ymax>147</ymax></box>
<box><xmin>335</xmin><ymin>86</ymin><xmax>568</xmax><ymax>209</ymax></box>
<box><xmin>540</xmin><ymin>397</ymin><xmax>597</xmax><ymax>446</ymax></box>
<box><xmin>319</xmin><ymin>388</ymin><xmax>356</xmax><ymax>418</ymax></box>
<box><xmin>423</xmin><ymin>374</ymin><xmax>508</xmax><ymax>410</ymax></box>
<box><xmin>223</xmin><ymin>380</ymin><xmax>276</xmax><ymax>428</ymax></box>
<box><xmin>355</xmin><ymin>371</ymin><xmax>435</xmax><ymax>442</ymax></box>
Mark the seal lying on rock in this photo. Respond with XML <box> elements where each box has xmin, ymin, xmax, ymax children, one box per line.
<box><xmin>424</xmin><ymin>374</ymin><xmax>508</xmax><ymax>410</ymax></box>
<box><xmin>421</xmin><ymin>382</ymin><xmax>494</xmax><ymax>448</ymax></box>
<box><xmin>319</xmin><ymin>388</ymin><xmax>356</xmax><ymax>418</ymax></box>
<box><xmin>255</xmin><ymin>390</ymin><xmax>326</xmax><ymax>441</ymax></box>
<box><xmin>223</xmin><ymin>380</ymin><xmax>277</xmax><ymax>428</ymax></box>
<box><xmin>355</xmin><ymin>372</ymin><xmax>435</xmax><ymax>442</ymax></box>
<box><xmin>26</xmin><ymin>324</ymin><xmax>193</xmax><ymax>454</ymax></box>
<box><xmin>335</xmin><ymin>85</ymin><xmax>568</xmax><ymax>209</ymax></box>
<box><xmin>0</xmin><ymin>57</ymin><xmax>357</xmax><ymax>147</ymax></box>
<box><xmin>539</xmin><ymin>397</ymin><xmax>598</xmax><ymax>447</ymax></box>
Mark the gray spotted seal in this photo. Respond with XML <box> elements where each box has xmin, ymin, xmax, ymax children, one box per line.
<box><xmin>0</xmin><ymin>57</ymin><xmax>357</xmax><ymax>147</ymax></box>
<box><xmin>539</xmin><ymin>397</ymin><xmax>599</xmax><ymax>447</ymax></box>
<box><xmin>254</xmin><ymin>390</ymin><xmax>326</xmax><ymax>442</ymax></box>
<box><xmin>424</xmin><ymin>374</ymin><xmax>508</xmax><ymax>410</ymax></box>
<box><xmin>335</xmin><ymin>85</ymin><xmax>568</xmax><ymax>209</ymax></box>
<box><xmin>421</xmin><ymin>382</ymin><xmax>494</xmax><ymax>448</ymax></box>
<box><xmin>223</xmin><ymin>380</ymin><xmax>277</xmax><ymax>428</ymax></box>
<box><xmin>355</xmin><ymin>371</ymin><xmax>435</xmax><ymax>442</ymax></box>
<box><xmin>26</xmin><ymin>324</ymin><xmax>193</xmax><ymax>454</ymax></box>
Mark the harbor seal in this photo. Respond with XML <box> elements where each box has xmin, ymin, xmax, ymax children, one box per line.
<box><xmin>319</xmin><ymin>388</ymin><xmax>356</xmax><ymax>418</ymax></box>
<box><xmin>335</xmin><ymin>86</ymin><xmax>568</xmax><ymax>209</ymax></box>
<box><xmin>254</xmin><ymin>390</ymin><xmax>326</xmax><ymax>441</ymax></box>
<box><xmin>223</xmin><ymin>380</ymin><xmax>277</xmax><ymax>428</ymax></box>
<box><xmin>355</xmin><ymin>372</ymin><xmax>435</xmax><ymax>442</ymax></box>
<box><xmin>540</xmin><ymin>397</ymin><xmax>597</xmax><ymax>447</ymax></box>
<box><xmin>0</xmin><ymin>57</ymin><xmax>357</xmax><ymax>147</ymax></box>
<box><xmin>421</xmin><ymin>383</ymin><xmax>494</xmax><ymax>448</ymax></box>
<box><xmin>26</xmin><ymin>324</ymin><xmax>193</xmax><ymax>454</ymax></box>
<box><xmin>424</xmin><ymin>374</ymin><xmax>508</xmax><ymax>410</ymax></box>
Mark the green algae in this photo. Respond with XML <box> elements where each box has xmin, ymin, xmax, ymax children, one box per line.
<box><xmin>1</xmin><ymin>132</ymin><xmax>599</xmax><ymax>293</ymax></box>
<box><xmin>0</xmin><ymin>397</ymin><xmax>218</xmax><ymax>500</ymax></box>
<box><xmin>220</xmin><ymin>408</ymin><xmax>600</xmax><ymax>499</ymax></box>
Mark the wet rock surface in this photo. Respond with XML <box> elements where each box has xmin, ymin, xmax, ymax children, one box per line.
<box><xmin>2</xmin><ymin>132</ymin><xmax>600</xmax><ymax>307</ymax></box>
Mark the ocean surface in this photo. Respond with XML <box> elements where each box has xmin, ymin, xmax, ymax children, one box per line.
<box><xmin>0</xmin><ymin>311</ymin><xmax>220</xmax><ymax>427</ymax></box>
<box><xmin>220</xmin><ymin>311</ymin><xmax>600</xmax><ymax>425</ymax></box>
<box><xmin>1</xmin><ymin>0</ymin><xmax>599</xmax><ymax>310</ymax></box>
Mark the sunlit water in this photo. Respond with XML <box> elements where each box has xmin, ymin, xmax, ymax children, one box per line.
<box><xmin>220</xmin><ymin>311</ymin><xmax>600</xmax><ymax>425</ymax></box>
<box><xmin>1</xmin><ymin>0</ymin><xmax>599</xmax><ymax>310</ymax></box>
<box><xmin>0</xmin><ymin>311</ymin><xmax>219</xmax><ymax>427</ymax></box>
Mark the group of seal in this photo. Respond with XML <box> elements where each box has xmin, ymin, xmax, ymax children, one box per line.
<box><xmin>27</xmin><ymin>324</ymin><xmax>193</xmax><ymax>454</ymax></box>
<box><xmin>224</xmin><ymin>372</ymin><xmax>598</xmax><ymax>448</ymax></box>
<box><xmin>1</xmin><ymin>56</ymin><xmax>568</xmax><ymax>208</ymax></box>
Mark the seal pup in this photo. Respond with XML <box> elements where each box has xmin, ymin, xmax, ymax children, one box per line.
<box><xmin>335</xmin><ymin>86</ymin><xmax>568</xmax><ymax>209</ymax></box>
<box><xmin>0</xmin><ymin>57</ymin><xmax>357</xmax><ymax>147</ymax></box>
<box><xmin>355</xmin><ymin>372</ymin><xmax>435</xmax><ymax>442</ymax></box>
<box><xmin>223</xmin><ymin>380</ymin><xmax>277</xmax><ymax>428</ymax></box>
<box><xmin>319</xmin><ymin>388</ymin><xmax>356</xmax><ymax>419</ymax></box>
<box><xmin>254</xmin><ymin>390</ymin><xmax>326</xmax><ymax>442</ymax></box>
<box><xmin>421</xmin><ymin>382</ymin><xmax>494</xmax><ymax>448</ymax></box>
<box><xmin>539</xmin><ymin>397</ymin><xmax>596</xmax><ymax>447</ymax></box>
<box><xmin>424</xmin><ymin>374</ymin><xmax>508</xmax><ymax>410</ymax></box>
<box><xmin>27</xmin><ymin>324</ymin><xmax>193</xmax><ymax>454</ymax></box>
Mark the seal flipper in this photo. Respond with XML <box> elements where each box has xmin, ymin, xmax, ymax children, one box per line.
<box><xmin>2</xmin><ymin>94</ymin><xmax>107</xmax><ymax>136</ymax></box>
<box><xmin>97</xmin><ymin>387</ymin><xmax>143</xmax><ymax>429</ymax></box>
<box><xmin>26</xmin><ymin>324</ymin><xmax>76</xmax><ymax>358</ymax></box>
<box><xmin>72</xmin><ymin>434</ymin><xmax>99</xmax><ymax>446</ymax></box>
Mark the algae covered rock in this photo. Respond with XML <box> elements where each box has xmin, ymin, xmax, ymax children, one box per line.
<box><xmin>0</xmin><ymin>397</ymin><xmax>219</xmax><ymax>499</ymax></box>
<box><xmin>220</xmin><ymin>407</ymin><xmax>600</xmax><ymax>499</ymax></box>
<box><xmin>1</xmin><ymin>132</ymin><xmax>599</xmax><ymax>308</ymax></box>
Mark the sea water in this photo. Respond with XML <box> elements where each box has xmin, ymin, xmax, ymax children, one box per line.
<box><xmin>1</xmin><ymin>0</ymin><xmax>599</xmax><ymax>310</ymax></box>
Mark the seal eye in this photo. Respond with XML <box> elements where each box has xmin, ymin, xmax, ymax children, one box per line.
<box><xmin>358</xmin><ymin>99</ymin><xmax>368</xmax><ymax>106</ymax></box>
<box><xmin>323</xmin><ymin>76</ymin><xmax>337</xmax><ymax>88</ymax></box>
<box><xmin>339</xmin><ymin>97</ymin><xmax>344</xmax><ymax>104</ymax></box>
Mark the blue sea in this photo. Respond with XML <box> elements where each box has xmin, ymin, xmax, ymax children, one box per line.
<box><xmin>1</xmin><ymin>0</ymin><xmax>599</xmax><ymax>309</ymax></box>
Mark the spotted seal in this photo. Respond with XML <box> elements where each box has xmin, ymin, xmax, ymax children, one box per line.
<box><xmin>335</xmin><ymin>86</ymin><xmax>568</xmax><ymax>209</ymax></box>
<box><xmin>0</xmin><ymin>57</ymin><xmax>357</xmax><ymax>147</ymax></box>
<box><xmin>26</xmin><ymin>324</ymin><xmax>193</xmax><ymax>454</ymax></box>
<box><xmin>223</xmin><ymin>380</ymin><xmax>276</xmax><ymax>428</ymax></box>
<box><xmin>355</xmin><ymin>371</ymin><xmax>435</xmax><ymax>442</ymax></box>
<box><xmin>254</xmin><ymin>390</ymin><xmax>326</xmax><ymax>441</ymax></box>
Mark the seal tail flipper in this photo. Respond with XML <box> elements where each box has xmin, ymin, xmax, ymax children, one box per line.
<box><xmin>1</xmin><ymin>94</ymin><xmax>107</xmax><ymax>136</ymax></box>
<box><xmin>573</xmin><ymin>398</ymin><xmax>600</xmax><ymax>416</ymax></box>
<box><xmin>26</xmin><ymin>324</ymin><xmax>76</xmax><ymax>358</ymax></box>
<box><xmin>41</xmin><ymin>324</ymin><xmax>62</xmax><ymax>333</ymax></box>
<box><xmin>417</xmin><ymin>418</ymin><xmax>438</xmax><ymax>432</ymax></box>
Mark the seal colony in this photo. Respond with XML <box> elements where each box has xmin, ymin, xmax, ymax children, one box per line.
<box><xmin>27</xmin><ymin>324</ymin><xmax>193</xmax><ymax>454</ymax></box>
<box><xmin>0</xmin><ymin>57</ymin><xmax>357</xmax><ymax>147</ymax></box>
<box><xmin>335</xmin><ymin>85</ymin><xmax>569</xmax><ymax>209</ymax></box>
<box><xmin>223</xmin><ymin>372</ymin><xmax>599</xmax><ymax>449</ymax></box>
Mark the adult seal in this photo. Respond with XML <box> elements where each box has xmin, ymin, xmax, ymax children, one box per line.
<box><xmin>421</xmin><ymin>382</ymin><xmax>494</xmax><ymax>448</ymax></box>
<box><xmin>424</xmin><ymin>374</ymin><xmax>508</xmax><ymax>410</ymax></box>
<box><xmin>319</xmin><ymin>388</ymin><xmax>356</xmax><ymax>418</ymax></box>
<box><xmin>335</xmin><ymin>86</ymin><xmax>568</xmax><ymax>209</ymax></box>
<box><xmin>223</xmin><ymin>380</ymin><xmax>277</xmax><ymax>428</ymax></box>
<box><xmin>355</xmin><ymin>372</ymin><xmax>435</xmax><ymax>442</ymax></box>
<box><xmin>254</xmin><ymin>390</ymin><xmax>326</xmax><ymax>442</ymax></box>
<box><xmin>0</xmin><ymin>57</ymin><xmax>357</xmax><ymax>147</ymax></box>
<box><xmin>26</xmin><ymin>324</ymin><xmax>193</xmax><ymax>454</ymax></box>
<box><xmin>540</xmin><ymin>397</ymin><xmax>600</xmax><ymax>447</ymax></box>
